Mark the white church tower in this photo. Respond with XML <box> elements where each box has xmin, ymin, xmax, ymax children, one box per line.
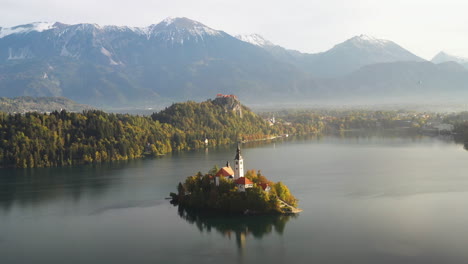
<box><xmin>234</xmin><ymin>144</ymin><xmax>244</xmax><ymax>179</ymax></box>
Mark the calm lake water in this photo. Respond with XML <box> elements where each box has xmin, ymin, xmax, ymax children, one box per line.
<box><xmin>2</xmin><ymin>134</ymin><xmax>468</xmax><ymax>264</ymax></box>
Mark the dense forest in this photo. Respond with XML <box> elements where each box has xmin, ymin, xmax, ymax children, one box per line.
<box><xmin>0</xmin><ymin>97</ymin><xmax>320</xmax><ymax>168</ymax></box>
<box><xmin>0</xmin><ymin>110</ymin><xmax>174</xmax><ymax>168</ymax></box>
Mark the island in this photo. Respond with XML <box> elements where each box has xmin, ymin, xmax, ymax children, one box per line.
<box><xmin>170</xmin><ymin>145</ymin><xmax>301</xmax><ymax>214</ymax></box>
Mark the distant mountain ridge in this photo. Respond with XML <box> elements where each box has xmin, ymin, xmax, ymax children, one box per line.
<box><xmin>303</xmin><ymin>34</ymin><xmax>425</xmax><ymax>77</ymax></box>
<box><xmin>236</xmin><ymin>34</ymin><xmax>425</xmax><ymax>78</ymax></box>
<box><xmin>0</xmin><ymin>96</ymin><xmax>92</xmax><ymax>113</ymax></box>
<box><xmin>313</xmin><ymin>61</ymin><xmax>468</xmax><ymax>103</ymax></box>
<box><xmin>432</xmin><ymin>51</ymin><xmax>468</xmax><ymax>69</ymax></box>
<box><xmin>1</xmin><ymin>17</ymin><xmax>468</xmax><ymax>107</ymax></box>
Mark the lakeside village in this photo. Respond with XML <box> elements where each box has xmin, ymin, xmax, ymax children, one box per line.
<box><xmin>170</xmin><ymin>145</ymin><xmax>301</xmax><ymax>214</ymax></box>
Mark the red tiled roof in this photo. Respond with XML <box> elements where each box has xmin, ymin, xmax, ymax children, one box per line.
<box><xmin>235</xmin><ymin>177</ymin><xmax>253</xmax><ymax>185</ymax></box>
<box><xmin>216</xmin><ymin>167</ymin><xmax>234</xmax><ymax>177</ymax></box>
<box><xmin>259</xmin><ymin>183</ymin><xmax>270</xmax><ymax>190</ymax></box>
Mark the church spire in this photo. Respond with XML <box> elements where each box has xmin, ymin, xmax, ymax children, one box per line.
<box><xmin>235</xmin><ymin>144</ymin><xmax>242</xmax><ymax>160</ymax></box>
<box><xmin>234</xmin><ymin>144</ymin><xmax>244</xmax><ymax>179</ymax></box>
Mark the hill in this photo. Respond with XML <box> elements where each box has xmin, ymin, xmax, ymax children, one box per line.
<box><xmin>151</xmin><ymin>96</ymin><xmax>272</xmax><ymax>143</ymax></box>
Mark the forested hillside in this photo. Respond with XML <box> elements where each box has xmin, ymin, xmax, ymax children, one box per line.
<box><xmin>0</xmin><ymin>98</ymin><xmax>320</xmax><ymax>168</ymax></box>
<box><xmin>152</xmin><ymin>97</ymin><xmax>270</xmax><ymax>143</ymax></box>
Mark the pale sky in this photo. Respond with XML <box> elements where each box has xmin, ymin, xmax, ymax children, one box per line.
<box><xmin>1</xmin><ymin>0</ymin><xmax>468</xmax><ymax>60</ymax></box>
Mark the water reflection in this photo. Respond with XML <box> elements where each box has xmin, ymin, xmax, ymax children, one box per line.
<box><xmin>0</xmin><ymin>163</ymin><xmax>125</xmax><ymax>213</ymax></box>
<box><xmin>177</xmin><ymin>206</ymin><xmax>295</xmax><ymax>252</ymax></box>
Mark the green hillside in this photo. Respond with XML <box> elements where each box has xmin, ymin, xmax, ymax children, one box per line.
<box><xmin>0</xmin><ymin>97</ymin><xmax>317</xmax><ymax>168</ymax></box>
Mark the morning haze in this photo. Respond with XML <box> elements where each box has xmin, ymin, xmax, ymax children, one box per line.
<box><xmin>2</xmin><ymin>1</ymin><xmax>468</xmax><ymax>264</ymax></box>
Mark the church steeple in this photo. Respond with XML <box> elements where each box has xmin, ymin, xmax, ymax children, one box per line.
<box><xmin>234</xmin><ymin>144</ymin><xmax>244</xmax><ymax>179</ymax></box>
<box><xmin>235</xmin><ymin>144</ymin><xmax>242</xmax><ymax>160</ymax></box>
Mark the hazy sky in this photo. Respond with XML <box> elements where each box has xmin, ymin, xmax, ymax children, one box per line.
<box><xmin>1</xmin><ymin>0</ymin><xmax>468</xmax><ymax>60</ymax></box>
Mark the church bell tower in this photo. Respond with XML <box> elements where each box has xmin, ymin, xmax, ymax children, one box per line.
<box><xmin>234</xmin><ymin>144</ymin><xmax>244</xmax><ymax>179</ymax></box>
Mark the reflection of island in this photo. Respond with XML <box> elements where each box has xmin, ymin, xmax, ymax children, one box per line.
<box><xmin>177</xmin><ymin>206</ymin><xmax>295</xmax><ymax>251</ymax></box>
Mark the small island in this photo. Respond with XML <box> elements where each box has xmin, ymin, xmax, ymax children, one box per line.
<box><xmin>170</xmin><ymin>145</ymin><xmax>301</xmax><ymax>214</ymax></box>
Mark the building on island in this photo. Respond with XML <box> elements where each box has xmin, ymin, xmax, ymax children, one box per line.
<box><xmin>215</xmin><ymin>162</ymin><xmax>234</xmax><ymax>186</ymax></box>
<box><xmin>235</xmin><ymin>177</ymin><xmax>254</xmax><ymax>192</ymax></box>
<box><xmin>215</xmin><ymin>145</ymin><xmax>252</xmax><ymax>192</ymax></box>
<box><xmin>234</xmin><ymin>145</ymin><xmax>244</xmax><ymax>180</ymax></box>
<box><xmin>259</xmin><ymin>183</ymin><xmax>271</xmax><ymax>192</ymax></box>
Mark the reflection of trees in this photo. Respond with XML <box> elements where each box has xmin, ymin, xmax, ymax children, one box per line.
<box><xmin>451</xmin><ymin>135</ymin><xmax>468</xmax><ymax>151</ymax></box>
<box><xmin>0</xmin><ymin>163</ymin><xmax>125</xmax><ymax>213</ymax></box>
<box><xmin>177</xmin><ymin>206</ymin><xmax>295</xmax><ymax>250</ymax></box>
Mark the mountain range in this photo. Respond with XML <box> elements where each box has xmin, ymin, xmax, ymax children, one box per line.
<box><xmin>1</xmin><ymin>17</ymin><xmax>468</xmax><ymax>107</ymax></box>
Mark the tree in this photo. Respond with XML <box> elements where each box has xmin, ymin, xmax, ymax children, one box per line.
<box><xmin>208</xmin><ymin>165</ymin><xmax>219</xmax><ymax>175</ymax></box>
<box><xmin>177</xmin><ymin>182</ymin><xmax>186</xmax><ymax>200</ymax></box>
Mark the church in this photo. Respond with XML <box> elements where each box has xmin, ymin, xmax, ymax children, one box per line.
<box><xmin>215</xmin><ymin>145</ymin><xmax>253</xmax><ymax>192</ymax></box>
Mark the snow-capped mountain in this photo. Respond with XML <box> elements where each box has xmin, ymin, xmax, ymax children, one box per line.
<box><xmin>0</xmin><ymin>17</ymin><xmax>305</xmax><ymax>106</ymax></box>
<box><xmin>236</xmin><ymin>34</ymin><xmax>425</xmax><ymax>78</ymax></box>
<box><xmin>0</xmin><ymin>18</ymin><xmax>222</xmax><ymax>42</ymax></box>
<box><xmin>432</xmin><ymin>51</ymin><xmax>468</xmax><ymax>69</ymax></box>
<box><xmin>143</xmin><ymin>17</ymin><xmax>223</xmax><ymax>43</ymax></box>
<box><xmin>235</xmin><ymin>34</ymin><xmax>274</xmax><ymax>47</ymax></box>
<box><xmin>0</xmin><ymin>17</ymin><xmax>228</xmax><ymax>63</ymax></box>
<box><xmin>338</xmin><ymin>34</ymin><xmax>423</xmax><ymax>62</ymax></box>
<box><xmin>0</xmin><ymin>18</ymin><xmax>467</xmax><ymax>107</ymax></box>
<box><xmin>298</xmin><ymin>34</ymin><xmax>425</xmax><ymax>78</ymax></box>
<box><xmin>0</xmin><ymin>22</ymin><xmax>57</xmax><ymax>38</ymax></box>
<box><xmin>345</xmin><ymin>34</ymin><xmax>391</xmax><ymax>47</ymax></box>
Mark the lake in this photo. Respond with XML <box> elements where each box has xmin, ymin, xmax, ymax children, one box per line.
<box><xmin>2</xmin><ymin>134</ymin><xmax>468</xmax><ymax>264</ymax></box>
